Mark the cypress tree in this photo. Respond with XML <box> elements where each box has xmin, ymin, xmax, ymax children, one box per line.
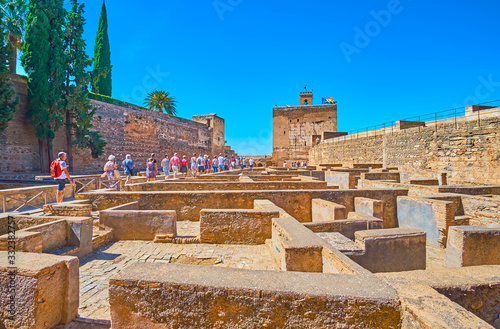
<box><xmin>63</xmin><ymin>0</ymin><xmax>106</xmax><ymax>170</ymax></box>
<box><xmin>0</xmin><ymin>8</ymin><xmax>19</xmax><ymax>132</ymax></box>
<box><xmin>21</xmin><ymin>0</ymin><xmax>66</xmax><ymax>171</ymax></box>
<box><xmin>91</xmin><ymin>0</ymin><xmax>112</xmax><ymax>96</ymax></box>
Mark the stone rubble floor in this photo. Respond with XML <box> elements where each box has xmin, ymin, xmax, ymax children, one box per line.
<box><xmin>78</xmin><ymin>221</ymin><xmax>276</xmax><ymax>320</ymax></box>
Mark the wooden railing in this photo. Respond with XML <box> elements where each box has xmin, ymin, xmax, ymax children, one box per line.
<box><xmin>1</xmin><ymin>189</ymin><xmax>48</xmax><ymax>213</ymax></box>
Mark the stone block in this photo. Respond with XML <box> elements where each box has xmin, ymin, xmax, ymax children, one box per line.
<box><xmin>0</xmin><ymin>252</ymin><xmax>79</xmax><ymax>328</ymax></box>
<box><xmin>0</xmin><ymin>231</ymin><xmax>42</xmax><ymax>253</ymax></box>
<box><xmin>200</xmin><ymin>209</ymin><xmax>279</xmax><ymax>244</ymax></box>
<box><xmin>305</xmin><ymin>213</ymin><xmax>383</xmax><ymax>240</ymax></box>
<box><xmin>355</xmin><ymin>197</ymin><xmax>384</xmax><ymax>219</ymax></box>
<box><xmin>438</xmin><ymin>172</ymin><xmax>448</xmax><ymax>186</ymax></box>
<box><xmin>109</xmin><ymin>262</ymin><xmax>401</xmax><ymax>329</ymax></box>
<box><xmin>348</xmin><ymin>227</ymin><xmax>427</xmax><ymax>273</ymax></box>
<box><xmin>446</xmin><ymin>226</ymin><xmax>500</xmax><ymax>267</ymax></box>
<box><xmin>311</xmin><ymin>198</ymin><xmax>346</xmax><ymax>222</ymax></box>
<box><xmin>99</xmin><ymin>210</ymin><xmax>177</xmax><ymax>240</ymax></box>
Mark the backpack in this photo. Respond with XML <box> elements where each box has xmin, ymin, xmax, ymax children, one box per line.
<box><xmin>50</xmin><ymin>160</ymin><xmax>62</xmax><ymax>179</ymax></box>
<box><xmin>197</xmin><ymin>158</ymin><xmax>203</xmax><ymax>165</ymax></box>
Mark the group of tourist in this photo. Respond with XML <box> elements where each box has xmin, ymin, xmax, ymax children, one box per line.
<box><xmin>51</xmin><ymin>150</ymin><xmax>257</xmax><ymax>202</ymax></box>
<box><xmin>101</xmin><ymin>152</ymin><xmax>256</xmax><ymax>185</ymax></box>
<box><xmin>282</xmin><ymin>161</ymin><xmax>308</xmax><ymax>168</ymax></box>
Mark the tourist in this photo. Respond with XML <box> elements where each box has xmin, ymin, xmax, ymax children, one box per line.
<box><xmin>121</xmin><ymin>154</ymin><xmax>135</xmax><ymax>184</ymax></box>
<box><xmin>283</xmin><ymin>161</ymin><xmax>287</xmax><ymax>168</ymax></box>
<box><xmin>190</xmin><ymin>153</ymin><xmax>197</xmax><ymax>177</ymax></box>
<box><xmin>51</xmin><ymin>152</ymin><xmax>73</xmax><ymax>203</ymax></box>
<box><xmin>230</xmin><ymin>156</ymin><xmax>236</xmax><ymax>169</ymax></box>
<box><xmin>212</xmin><ymin>156</ymin><xmax>218</xmax><ymax>173</ymax></box>
<box><xmin>146</xmin><ymin>158</ymin><xmax>157</xmax><ymax>182</ymax></box>
<box><xmin>170</xmin><ymin>153</ymin><xmax>180</xmax><ymax>178</ymax></box>
<box><xmin>161</xmin><ymin>154</ymin><xmax>170</xmax><ymax>179</ymax></box>
<box><xmin>204</xmin><ymin>155</ymin><xmax>209</xmax><ymax>173</ymax></box>
<box><xmin>243</xmin><ymin>158</ymin><xmax>248</xmax><ymax>168</ymax></box>
<box><xmin>150</xmin><ymin>153</ymin><xmax>158</xmax><ymax>176</ymax></box>
<box><xmin>316</xmin><ymin>137</ymin><xmax>320</xmax><ymax>145</ymax></box>
<box><xmin>239</xmin><ymin>156</ymin><xmax>244</xmax><ymax>169</ymax></box>
<box><xmin>197</xmin><ymin>154</ymin><xmax>205</xmax><ymax>174</ymax></box>
<box><xmin>207</xmin><ymin>156</ymin><xmax>212</xmax><ymax>173</ymax></box>
<box><xmin>181</xmin><ymin>155</ymin><xmax>188</xmax><ymax>177</ymax></box>
<box><xmin>249</xmin><ymin>158</ymin><xmax>254</xmax><ymax>170</ymax></box>
<box><xmin>235</xmin><ymin>157</ymin><xmax>240</xmax><ymax>168</ymax></box>
<box><xmin>103</xmin><ymin>155</ymin><xmax>119</xmax><ymax>189</ymax></box>
<box><xmin>218</xmin><ymin>153</ymin><xmax>224</xmax><ymax>172</ymax></box>
<box><xmin>224</xmin><ymin>155</ymin><xmax>229</xmax><ymax>171</ymax></box>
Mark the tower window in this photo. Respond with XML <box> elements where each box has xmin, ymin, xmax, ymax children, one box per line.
<box><xmin>284</xmin><ymin>131</ymin><xmax>286</xmax><ymax>135</ymax></box>
<box><xmin>297</xmin><ymin>119</ymin><xmax>299</xmax><ymax>122</ymax></box>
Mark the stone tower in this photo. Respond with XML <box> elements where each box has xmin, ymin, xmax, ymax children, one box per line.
<box><xmin>272</xmin><ymin>91</ymin><xmax>337</xmax><ymax>165</ymax></box>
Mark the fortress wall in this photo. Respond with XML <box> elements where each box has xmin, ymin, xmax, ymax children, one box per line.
<box><xmin>0</xmin><ymin>75</ymin><xmax>213</xmax><ymax>175</ymax></box>
<box><xmin>310</xmin><ymin>114</ymin><xmax>500</xmax><ymax>185</ymax></box>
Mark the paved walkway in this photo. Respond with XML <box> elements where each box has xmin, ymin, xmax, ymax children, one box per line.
<box><xmin>78</xmin><ymin>221</ymin><xmax>276</xmax><ymax>320</ymax></box>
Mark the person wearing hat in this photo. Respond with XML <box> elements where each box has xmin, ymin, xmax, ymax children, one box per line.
<box><xmin>103</xmin><ymin>155</ymin><xmax>118</xmax><ymax>189</ymax></box>
<box><xmin>53</xmin><ymin>152</ymin><xmax>73</xmax><ymax>203</ymax></box>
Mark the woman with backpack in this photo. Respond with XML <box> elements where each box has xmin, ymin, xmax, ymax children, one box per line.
<box><xmin>146</xmin><ymin>158</ymin><xmax>157</xmax><ymax>182</ymax></box>
<box><xmin>104</xmin><ymin>155</ymin><xmax>119</xmax><ymax>189</ymax></box>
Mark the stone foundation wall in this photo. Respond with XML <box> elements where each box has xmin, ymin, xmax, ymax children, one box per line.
<box><xmin>310</xmin><ymin>114</ymin><xmax>500</xmax><ymax>185</ymax></box>
<box><xmin>200</xmin><ymin>209</ymin><xmax>279</xmax><ymax>244</ymax></box>
<box><xmin>109</xmin><ymin>262</ymin><xmax>401</xmax><ymax>328</ymax></box>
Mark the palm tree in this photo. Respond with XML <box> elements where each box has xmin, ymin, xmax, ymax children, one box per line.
<box><xmin>0</xmin><ymin>0</ymin><xmax>27</xmax><ymax>73</ymax></box>
<box><xmin>143</xmin><ymin>90</ymin><xmax>177</xmax><ymax>116</ymax></box>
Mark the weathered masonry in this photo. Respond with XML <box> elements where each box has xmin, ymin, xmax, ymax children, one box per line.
<box><xmin>310</xmin><ymin>107</ymin><xmax>500</xmax><ymax>185</ymax></box>
<box><xmin>273</xmin><ymin>91</ymin><xmax>337</xmax><ymax>165</ymax></box>
<box><xmin>0</xmin><ymin>75</ymin><xmax>233</xmax><ymax>175</ymax></box>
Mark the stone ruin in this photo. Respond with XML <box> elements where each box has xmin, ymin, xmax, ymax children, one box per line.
<box><xmin>0</xmin><ymin>165</ymin><xmax>499</xmax><ymax>329</ymax></box>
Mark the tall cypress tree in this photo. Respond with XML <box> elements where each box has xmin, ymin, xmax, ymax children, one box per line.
<box><xmin>21</xmin><ymin>0</ymin><xmax>66</xmax><ymax>171</ymax></box>
<box><xmin>0</xmin><ymin>8</ymin><xmax>19</xmax><ymax>132</ymax></box>
<box><xmin>91</xmin><ymin>0</ymin><xmax>112</xmax><ymax>96</ymax></box>
<box><xmin>63</xmin><ymin>0</ymin><xmax>106</xmax><ymax>170</ymax></box>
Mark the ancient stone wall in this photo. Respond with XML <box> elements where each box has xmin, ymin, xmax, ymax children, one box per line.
<box><xmin>310</xmin><ymin>113</ymin><xmax>500</xmax><ymax>185</ymax></box>
<box><xmin>0</xmin><ymin>75</ymin><xmax>216</xmax><ymax>175</ymax></box>
<box><xmin>273</xmin><ymin>104</ymin><xmax>337</xmax><ymax>164</ymax></box>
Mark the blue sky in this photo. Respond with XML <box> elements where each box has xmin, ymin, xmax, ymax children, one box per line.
<box><xmin>18</xmin><ymin>0</ymin><xmax>500</xmax><ymax>155</ymax></box>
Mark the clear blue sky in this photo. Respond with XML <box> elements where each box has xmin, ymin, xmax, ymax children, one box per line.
<box><xmin>18</xmin><ymin>0</ymin><xmax>500</xmax><ymax>155</ymax></box>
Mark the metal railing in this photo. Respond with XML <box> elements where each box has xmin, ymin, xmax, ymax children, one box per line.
<box><xmin>322</xmin><ymin>100</ymin><xmax>500</xmax><ymax>143</ymax></box>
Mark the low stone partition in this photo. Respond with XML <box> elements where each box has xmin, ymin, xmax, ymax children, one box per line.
<box><xmin>355</xmin><ymin>197</ymin><xmax>384</xmax><ymax>219</ymax></box>
<box><xmin>305</xmin><ymin>213</ymin><xmax>383</xmax><ymax>239</ymax></box>
<box><xmin>271</xmin><ymin>217</ymin><xmax>325</xmax><ymax>272</ymax></box>
<box><xmin>324</xmin><ymin>171</ymin><xmax>357</xmax><ymax>189</ymax></box>
<box><xmin>446</xmin><ymin>226</ymin><xmax>500</xmax><ymax>267</ymax></box>
<box><xmin>347</xmin><ymin>227</ymin><xmax>427</xmax><ymax>273</ymax></box>
<box><xmin>0</xmin><ymin>252</ymin><xmax>79</xmax><ymax>328</ymax></box>
<box><xmin>0</xmin><ymin>217</ymin><xmax>93</xmax><ymax>257</ymax></box>
<box><xmin>200</xmin><ymin>209</ymin><xmax>280</xmax><ymax>244</ymax></box>
<box><xmin>352</xmin><ymin>163</ymin><xmax>384</xmax><ymax>169</ymax></box>
<box><xmin>311</xmin><ymin>198</ymin><xmax>346</xmax><ymax>221</ymax></box>
<box><xmin>397</xmin><ymin>195</ymin><xmax>469</xmax><ymax>246</ymax></box>
<box><xmin>408</xmin><ymin>179</ymin><xmax>439</xmax><ymax>186</ymax></box>
<box><xmin>100</xmin><ymin>202</ymin><xmax>177</xmax><ymax>240</ymax></box>
<box><xmin>360</xmin><ymin>172</ymin><xmax>401</xmax><ymax>183</ymax></box>
<box><xmin>122</xmin><ymin>180</ymin><xmax>328</xmax><ymax>192</ymax></box>
<box><xmin>109</xmin><ymin>262</ymin><xmax>401</xmax><ymax>328</ymax></box>
<box><xmin>378</xmin><ymin>265</ymin><xmax>500</xmax><ymax>327</ymax></box>
<box><xmin>79</xmin><ymin>188</ymin><xmax>407</xmax><ymax>227</ymax></box>
<box><xmin>43</xmin><ymin>200</ymin><xmax>92</xmax><ymax>217</ymax></box>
